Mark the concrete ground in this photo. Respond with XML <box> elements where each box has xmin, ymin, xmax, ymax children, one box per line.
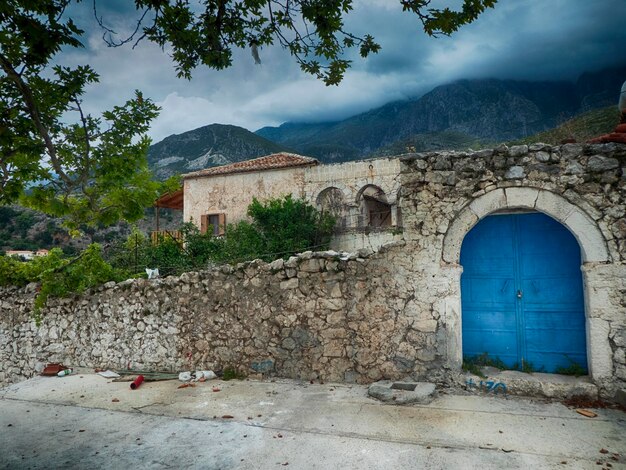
<box><xmin>0</xmin><ymin>372</ymin><xmax>624</xmax><ymax>469</ymax></box>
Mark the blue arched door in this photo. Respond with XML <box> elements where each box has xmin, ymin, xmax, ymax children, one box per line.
<box><xmin>461</xmin><ymin>212</ymin><xmax>587</xmax><ymax>373</ymax></box>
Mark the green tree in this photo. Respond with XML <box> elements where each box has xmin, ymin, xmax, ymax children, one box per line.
<box><xmin>1</xmin><ymin>0</ymin><xmax>495</xmax><ymax>225</ymax></box>
<box><xmin>246</xmin><ymin>195</ymin><xmax>336</xmax><ymax>258</ymax></box>
<box><xmin>0</xmin><ymin>1</ymin><xmax>175</xmax><ymax>230</ymax></box>
<box><xmin>101</xmin><ymin>0</ymin><xmax>497</xmax><ymax>85</ymax></box>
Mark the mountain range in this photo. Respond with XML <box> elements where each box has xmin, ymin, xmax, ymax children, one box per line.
<box><xmin>147</xmin><ymin>124</ymin><xmax>291</xmax><ymax>180</ymax></box>
<box><xmin>148</xmin><ymin>65</ymin><xmax>626</xmax><ymax>177</ymax></box>
<box><xmin>256</xmin><ymin>65</ymin><xmax>626</xmax><ymax>162</ymax></box>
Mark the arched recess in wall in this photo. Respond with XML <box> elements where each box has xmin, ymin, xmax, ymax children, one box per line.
<box><xmin>356</xmin><ymin>184</ymin><xmax>392</xmax><ymax>228</ymax></box>
<box><xmin>316</xmin><ymin>187</ymin><xmax>347</xmax><ymax>230</ymax></box>
<box><xmin>441</xmin><ymin>187</ymin><xmax>612</xmax><ymax>381</ymax></box>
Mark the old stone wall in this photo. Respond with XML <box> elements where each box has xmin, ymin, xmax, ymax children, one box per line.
<box><xmin>0</xmin><ymin>246</ymin><xmax>446</xmax><ymax>388</ymax></box>
<box><xmin>1</xmin><ymin>142</ymin><xmax>624</xmax><ymax>398</ymax></box>
<box><xmin>397</xmin><ymin>142</ymin><xmax>626</xmax><ymax>397</ymax></box>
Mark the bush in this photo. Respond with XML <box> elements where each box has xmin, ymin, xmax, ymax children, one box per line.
<box><xmin>244</xmin><ymin>195</ymin><xmax>336</xmax><ymax>261</ymax></box>
<box><xmin>106</xmin><ymin>195</ymin><xmax>336</xmax><ymax>274</ymax></box>
<box><xmin>0</xmin><ymin>245</ymin><xmax>126</xmax><ymax>323</ymax></box>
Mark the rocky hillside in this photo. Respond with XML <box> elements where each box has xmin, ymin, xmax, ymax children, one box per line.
<box><xmin>256</xmin><ymin>65</ymin><xmax>626</xmax><ymax>162</ymax></box>
<box><xmin>511</xmin><ymin>106</ymin><xmax>620</xmax><ymax>146</ymax></box>
<box><xmin>148</xmin><ymin>124</ymin><xmax>292</xmax><ymax>180</ymax></box>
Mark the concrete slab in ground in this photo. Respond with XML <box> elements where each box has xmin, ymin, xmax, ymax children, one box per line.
<box><xmin>1</xmin><ymin>374</ymin><xmax>625</xmax><ymax>469</ymax></box>
<box><xmin>472</xmin><ymin>368</ymin><xmax>599</xmax><ymax>399</ymax></box>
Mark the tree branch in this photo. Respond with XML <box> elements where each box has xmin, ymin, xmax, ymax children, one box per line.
<box><xmin>93</xmin><ymin>0</ymin><xmax>151</xmax><ymax>49</ymax></box>
<box><xmin>0</xmin><ymin>53</ymin><xmax>71</xmax><ymax>185</ymax></box>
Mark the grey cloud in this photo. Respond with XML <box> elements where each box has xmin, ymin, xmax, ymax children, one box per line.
<box><xmin>55</xmin><ymin>0</ymin><xmax>626</xmax><ymax>142</ymax></box>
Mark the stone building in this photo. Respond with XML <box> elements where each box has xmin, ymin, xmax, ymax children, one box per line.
<box><xmin>1</xmin><ymin>142</ymin><xmax>625</xmax><ymax>399</ymax></box>
<box><xmin>397</xmin><ymin>142</ymin><xmax>625</xmax><ymax>396</ymax></box>
<box><xmin>179</xmin><ymin>152</ymin><xmax>404</xmax><ymax>251</ymax></box>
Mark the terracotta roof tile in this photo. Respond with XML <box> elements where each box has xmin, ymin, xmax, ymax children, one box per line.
<box><xmin>182</xmin><ymin>153</ymin><xmax>319</xmax><ymax>179</ymax></box>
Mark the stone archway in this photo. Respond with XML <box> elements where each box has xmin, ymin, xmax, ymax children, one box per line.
<box><xmin>356</xmin><ymin>184</ymin><xmax>392</xmax><ymax>228</ymax></box>
<box><xmin>442</xmin><ymin>187</ymin><xmax>613</xmax><ymax>381</ymax></box>
<box><xmin>443</xmin><ymin>188</ymin><xmax>610</xmax><ymax>264</ymax></box>
<box><xmin>316</xmin><ymin>187</ymin><xmax>347</xmax><ymax>230</ymax></box>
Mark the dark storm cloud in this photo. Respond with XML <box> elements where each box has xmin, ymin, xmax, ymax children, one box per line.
<box><xmin>58</xmin><ymin>0</ymin><xmax>626</xmax><ymax>142</ymax></box>
<box><xmin>447</xmin><ymin>0</ymin><xmax>626</xmax><ymax>81</ymax></box>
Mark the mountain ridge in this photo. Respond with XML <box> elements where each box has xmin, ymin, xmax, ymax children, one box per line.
<box><xmin>147</xmin><ymin>123</ymin><xmax>293</xmax><ymax>180</ymax></box>
<box><xmin>255</xmin><ymin>65</ymin><xmax>626</xmax><ymax>161</ymax></box>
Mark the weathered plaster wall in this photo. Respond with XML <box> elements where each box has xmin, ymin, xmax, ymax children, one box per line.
<box><xmin>183</xmin><ymin>166</ymin><xmax>309</xmax><ymax>226</ymax></box>
<box><xmin>304</xmin><ymin>157</ymin><xmax>402</xmax><ymax>228</ymax></box>
<box><xmin>2</xmin><ymin>143</ymin><xmax>624</xmax><ymax>398</ymax></box>
<box><xmin>329</xmin><ymin>229</ymin><xmax>402</xmax><ymax>252</ymax></box>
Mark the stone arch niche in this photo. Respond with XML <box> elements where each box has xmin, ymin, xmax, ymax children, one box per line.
<box><xmin>356</xmin><ymin>184</ymin><xmax>392</xmax><ymax>228</ymax></box>
<box><xmin>316</xmin><ymin>187</ymin><xmax>347</xmax><ymax>230</ymax></box>
<box><xmin>442</xmin><ymin>187</ymin><xmax>613</xmax><ymax>382</ymax></box>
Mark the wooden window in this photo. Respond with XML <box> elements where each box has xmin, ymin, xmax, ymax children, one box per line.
<box><xmin>200</xmin><ymin>213</ymin><xmax>226</xmax><ymax>236</ymax></box>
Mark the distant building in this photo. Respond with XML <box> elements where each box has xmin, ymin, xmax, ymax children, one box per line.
<box><xmin>5</xmin><ymin>249</ymin><xmax>49</xmax><ymax>260</ymax></box>
<box><xmin>156</xmin><ymin>152</ymin><xmax>404</xmax><ymax>252</ymax></box>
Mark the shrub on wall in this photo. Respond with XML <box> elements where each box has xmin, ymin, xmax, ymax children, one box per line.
<box><xmin>0</xmin><ymin>245</ymin><xmax>126</xmax><ymax>322</ymax></box>
<box><xmin>107</xmin><ymin>195</ymin><xmax>336</xmax><ymax>272</ymax></box>
<box><xmin>246</xmin><ymin>195</ymin><xmax>336</xmax><ymax>260</ymax></box>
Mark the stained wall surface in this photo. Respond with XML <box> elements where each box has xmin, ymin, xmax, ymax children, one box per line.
<box><xmin>183</xmin><ymin>166</ymin><xmax>309</xmax><ymax>228</ymax></box>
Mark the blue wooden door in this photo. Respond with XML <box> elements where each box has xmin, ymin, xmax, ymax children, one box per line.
<box><xmin>461</xmin><ymin>212</ymin><xmax>587</xmax><ymax>373</ymax></box>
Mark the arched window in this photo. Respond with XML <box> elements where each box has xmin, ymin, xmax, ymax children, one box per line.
<box><xmin>357</xmin><ymin>185</ymin><xmax>391</xmax><ymax>228</ymax></box>
<box><xmin>316</xmin><ymin>187</ymin><xmax>346</xmax><ymax>229</ymax></box>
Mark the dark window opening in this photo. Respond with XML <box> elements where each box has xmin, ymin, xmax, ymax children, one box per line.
<box><xmin>363</xmin><ymin>194</ymin><xmax>392</xmax><ymax>228</ymax></box>
<box><xmin>201</xmin><ymin>213</ymin><xmax>226</xmax><ymax>236</ymax></box>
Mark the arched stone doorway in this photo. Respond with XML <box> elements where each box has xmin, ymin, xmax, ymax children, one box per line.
<box><xmin>460</xmin><ymin>211</ymin><xmax>587</xmax><ymax>373</ymax></box>
<box><xmin>442</xmin><ymin>187</ymin><xmax>612</xmax><ymax>381</ymax></box>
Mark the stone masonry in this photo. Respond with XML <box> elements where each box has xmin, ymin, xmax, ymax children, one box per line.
<box><xmin>397</xmin><ymin>142</ymin><xmax>625</xmax><ymax>397</ymax></box>
<box><xmin>0</xmin><ymin>246</ymin><xmax>437</xmax><ymax>388</ymax></box>
<box><xmin>0</xmin><ymin>142</ymin><xmax>624</xmax><ymax>398</ymax></box>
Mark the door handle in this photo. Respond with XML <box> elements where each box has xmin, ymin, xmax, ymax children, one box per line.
<box><xmin>517</xmin><ymin>290</ymin><xmax>523</xmax><ymax>299</ymax></box>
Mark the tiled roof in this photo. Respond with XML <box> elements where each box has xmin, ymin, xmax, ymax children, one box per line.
<box><xmin>182</xmin><ymin>153</ymin><xmax>319</xmax><ymax>179</ymax></box>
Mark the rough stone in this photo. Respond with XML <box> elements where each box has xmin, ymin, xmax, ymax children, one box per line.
<box><xmin>280</xmin><ymin>278</ymin><xmax>299</xmax><ymax>290</ymax></box>
<box><xmin>560</xmin><ymin>144</ymin><xmax>583</xmax><ymax>159</ymax></box>
<box><xmin>508</xmin><ymin>145</ymin><xmax>528</xmax><ymax>158</ymax></box>
<box><xmin>505</xmin><ymin>166</ymin><xmax>525</xmax><ymax>179</ymax></box>
<box><xmin>587</xmin><ymin>155</ymin><xmax>619</xmax><ymax>172</ymax></box>
<box><xmin>368</xmin><ymin>380</ymin><xmax>436</xmax><ymax>404</ymax></box>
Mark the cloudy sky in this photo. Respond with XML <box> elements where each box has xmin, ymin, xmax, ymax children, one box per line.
<box><xmin>59</xmin><ymin>0</ymin><xmax>626</xmax><ymax>143</ymax></box>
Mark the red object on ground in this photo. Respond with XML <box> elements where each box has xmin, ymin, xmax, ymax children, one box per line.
<box><xmin>41</xmin><ymin>363</ymin><xmax>68</xmax><ymax>376</ymax></box>
<box><xmin>130</xmin><ymin>375</ymin><xmax>144</xmax><ymax>390</ymax></box>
